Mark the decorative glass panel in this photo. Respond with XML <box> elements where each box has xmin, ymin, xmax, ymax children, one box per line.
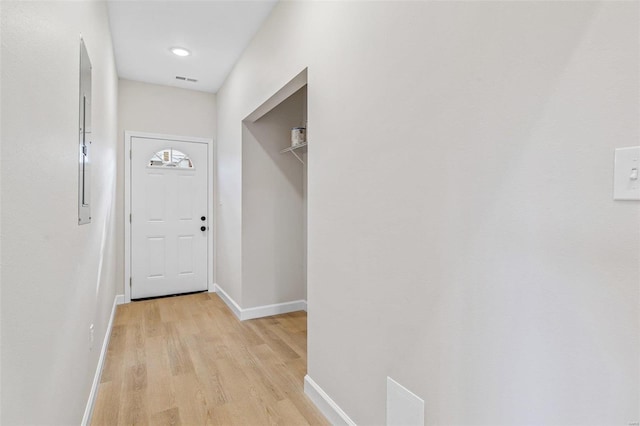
<box><xmin>148</xmin><ymin>149</ymin><xmax>194</xmax><ymax>169</ymax></box>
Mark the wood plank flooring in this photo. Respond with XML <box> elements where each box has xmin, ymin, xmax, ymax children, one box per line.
<box><xmin>91</xmin><ymin>293</ymin><xmax>329</xmax><ymax>425</ymax></box>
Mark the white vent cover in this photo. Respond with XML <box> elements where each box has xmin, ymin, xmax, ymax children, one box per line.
<box><xmin>387</xmin><ymin>377</ymin><xmax>424</xmax><ymax>426</ymax></box>
<box><xmin>175</xmin><ymin>76</ymin><xmax>198</xmax><ymax>83</ymax></box>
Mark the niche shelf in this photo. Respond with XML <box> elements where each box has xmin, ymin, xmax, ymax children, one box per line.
<box><xmin>280</xmin><ymin>142</ymin><xmax>307</xmax><ymax>164</ymax></box>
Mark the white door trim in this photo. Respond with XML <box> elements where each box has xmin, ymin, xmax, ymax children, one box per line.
<box><xmin>124</xmin><ymin>131</ymin><xmax>214</xmax><ymax>303</ymax></box>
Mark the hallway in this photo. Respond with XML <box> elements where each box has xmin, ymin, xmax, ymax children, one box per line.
<box><xmin>2</xmin><ymin>1</ymin><xmax>639</xmax><ymax>424</ymax></box>
<box><xmin>91</xmin><ymin>293</ymin><xmax>327</xmax><ymax>425</ymax></box>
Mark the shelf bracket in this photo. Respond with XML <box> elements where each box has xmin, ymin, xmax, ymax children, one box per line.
<box><xmin>280</xmin><ymin>142</ymin><xmax>307</xmax><ymax>165</ymax></box>
<box><xmin>290</xmin><ymin>149</ymin><xmax>305</xmax><ymax>165</ymax></box>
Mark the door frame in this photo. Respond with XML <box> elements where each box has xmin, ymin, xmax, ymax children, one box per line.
<box><xmin>124</xmin><ymin>131</ymin><xmax>215</xmax><ymax>303</ymax></box>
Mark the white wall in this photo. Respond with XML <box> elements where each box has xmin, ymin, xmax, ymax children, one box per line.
<box><xmin>0</xmin><ymin>2</ymin><xmax>4</xmax><ymax>419</ymax></box>
<box><xmin>216</xmin><ymin>1</ymin><xmax>639</xmax><ymax>424</ymax></box>
<box><xmin>1</xmin><ymin>1</ymin><xmax>119</xmax><ymax>423</ymax></box>
<box><xmin>118</xmin><ymin>79</ymin><xmax>217</xmax><ymax>139</ymax></box>
<box><xmin>117</xmin><ymin>79</ymin><xmax>217</xmax><ymax>295</ymax></box>
<box><xmin>242</xmin><ymin>87</ymin><xmax>306</xmax><ymax>308</ymax></box>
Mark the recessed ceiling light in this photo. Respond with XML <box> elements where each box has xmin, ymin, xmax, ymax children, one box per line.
<box><xmin>170</xmin><ymin>47</ymin><xmax>190</xmax><ymax>57</ymax></box>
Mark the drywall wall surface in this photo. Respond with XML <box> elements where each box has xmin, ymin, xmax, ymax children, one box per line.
<box><xmin>242</xmin><ymin>88</ymin><xmax>305</xmax><ymax>308</ymax></box>
<box><xmin>117</xmin><ymin>79</ymin><xmax>217</xmax><ymax>295</ymax></box>
<box><xmin>0</xmin><ymin>2</ymin><xmax>3</xmax><ymax>419</ymax></box>
<box><xmin>216</xmin><ymin>86</ymin><xmax>242</xmax><ymax>303</ymax></box>
<box><xmin>1</xmin><ymin>1</ymin><xmax>119</xmax><ymax>423</ymax></box>
<box><xmin>216</xmin><ymin>1</ymin><xmax>639</xmax><ymax>424</ymax></box>
<box><xmin>0</xmin><ymin>2</ymin><xmax>3</xmax><ymax>418</ymax></box>
<box><xmin>302</xmin><ymin>150</ymin><xmax>307</xmax><ymax>301</ymax></box>
<box><xmin>118</xmin><ymin>79</ymin><xmax>216</xmax><ymax>139</ymax></box>
<box><xmin>216</xmin><ymin>0</ymin><xmax>309</xmax><ymax>314</ymax></box>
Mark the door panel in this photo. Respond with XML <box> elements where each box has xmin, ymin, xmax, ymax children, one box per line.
<box><xmin>178</xmin><ymin>236</ymin><xmax>194</xmax><ymax>274</ymax></box>
<box><xmin>147</xmin><ymin>237</ymin><xmax>166</xmax><ymax>278</ymax></box>
<box><xmin>131</xmin><ymin>137</ymin><xmax>208</xmax><ymax>299</ymax></box>
<box><xmin>146</xmin><ymin>173</ymin><xmax>165</xmax><ymax>221</ymax></box>
<box><xmin>178</xmin><ymin>176</ymin><xmax>195</xmax><ymax>220</ymax></box>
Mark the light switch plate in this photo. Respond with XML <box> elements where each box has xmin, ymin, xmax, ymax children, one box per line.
<box><xmin>387</xmin><ymin>377</ymin><xmax>424</xmax><ymax>426</ymax></box>
<box><xmin>614</xmin><ymin>146</ymin><xmax>640</xmax><ymax>200</ymax></box>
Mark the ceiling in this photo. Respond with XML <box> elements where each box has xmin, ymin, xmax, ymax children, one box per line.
<box><xmin>107</xmin><ymin>1</ymin><xmax>278</xmax><ymax>93</ymax></box>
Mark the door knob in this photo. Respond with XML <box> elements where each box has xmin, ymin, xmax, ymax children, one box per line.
<box><xmin>200</xmin><ymin>226</ymin><xmax>207</xmax><ymax>232</ymax></box>
<box><xmin>201</xmin><ymin>216</ymin><xmax>206</xmax><ymax>221</ymax></box>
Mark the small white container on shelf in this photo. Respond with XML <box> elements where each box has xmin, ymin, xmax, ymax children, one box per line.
<box><xmin>291</xmin><ymin>127</ymin><xmax>306</xmax><ymax>147</ymax></box>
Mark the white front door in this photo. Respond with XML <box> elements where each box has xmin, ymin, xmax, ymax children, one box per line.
<box><xmin>131</xmin><ymin>136</ymin><xmax>208</xmax><ymax>299</ymax></box>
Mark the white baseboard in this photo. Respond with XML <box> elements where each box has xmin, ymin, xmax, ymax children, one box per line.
<box><xmin>241</xmin><ymin>299</ymin><xmax>307</xmax><ymax>320</ymax></box>
<box><xmin>213</xmin><ymin>284</ymin><xmax>306</xmax><ymax>321</ymax></box>
<box><xmin>82</xmin><ymin>294</ymin><xmax>124</xmax><ymax>426</ymax></box>
<box><xmin>213</xmin><ymin>284</ymin><xmax>242</xmax><ymax>319</ymax></box>
<box><xmin>304</xmin><ymin>375</ymin><xmax>356</xmax><ymax>426</ymax></box>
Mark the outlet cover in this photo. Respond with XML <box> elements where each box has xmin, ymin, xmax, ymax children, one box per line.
<box><xmin>387</xmin><ymin>377</ymin><xmax>424</xmax><ymax>426</ymax></box>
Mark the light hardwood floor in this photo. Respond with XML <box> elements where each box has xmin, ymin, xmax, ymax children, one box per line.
<box><xmin>91</xmin><ymin>292</ymin><xmax>329</xmax><ymax>425</ymax></box>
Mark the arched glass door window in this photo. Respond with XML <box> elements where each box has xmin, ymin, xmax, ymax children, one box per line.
<box><xmin>148</xmin><ymin>148</ymin><xmax>194</xmax><ymax>169</ymax></box>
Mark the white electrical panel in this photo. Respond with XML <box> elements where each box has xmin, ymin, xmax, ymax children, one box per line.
<box><xmin>613</xmin><ymin>146</ymin><xmax>640</xmax><ymax>201</ymax></box>
<box><xmin>78</xmin><ymin>38</ymin><xmax>92</xmax><ymax>224</ymax></box>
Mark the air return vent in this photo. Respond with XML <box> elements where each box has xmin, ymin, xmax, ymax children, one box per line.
<box><xmin>175</xmin><ymin>76</ymin><xmax>198</xmax><ymax>83</ymax></box>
